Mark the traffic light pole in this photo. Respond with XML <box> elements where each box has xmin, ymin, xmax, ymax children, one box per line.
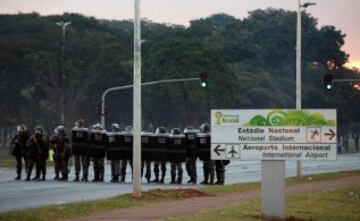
<box><xmin>333</xmin><ymin>79</ymin><xmax>360</xmax><ymax>82</ymax></box>
<box><xmin>100</xmin><ymin>77</ymin><xmax>201</xmax><ymax>128</ymax></box>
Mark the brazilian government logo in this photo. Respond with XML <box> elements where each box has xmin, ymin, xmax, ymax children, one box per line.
<box><xmin>214</xmin><ymin>112</ymin><xmax>240</xmax><ymax>125</ymax></box>
<box><xmin>215</xmin><ymin>112</ymin><xmax>223</xmax><ymax>125</ymax></box>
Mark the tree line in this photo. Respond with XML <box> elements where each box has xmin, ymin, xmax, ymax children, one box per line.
<box><xmin>0</xmin><ymin>9</ymin><xmax>359</xmax><ymax>151</ymax></box>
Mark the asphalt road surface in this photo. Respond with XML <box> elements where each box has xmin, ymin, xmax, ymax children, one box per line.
<box><xmin>0</xmin><ymin>153</ymin><xmax>360</xmax><ymax>213</ymax></box>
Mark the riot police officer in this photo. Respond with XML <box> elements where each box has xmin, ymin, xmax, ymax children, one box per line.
<box><xmin>72</xmin><ymin>119</ymin><xmax>90</xmax><ymax>182</ymax></box>
<box><xmin>50</xmin><ymin>131</ymin><xmax>60</xmax><ymax>180</ymax></box>
<box><xmin>119</xmin><ymin>125</ymin><xmax>133</xmax><ymax>182</ymax></box>
<box><xmin>108</xmin><ymin>123</ymin><xmax>121</xmax><ymax>182</ymax></box>
<box><xmin>26</xmin><ymin>126</ymin><xmax>48</xmax><ymax>181</ymax></box>
<box><xmin>152</xmin><ymin>127</ymin><xmax>168</xmax><ymax>183</ymax></box>
<box><xmin>52</xmin><ymin>126</ymin><xmax>71</xmax><ymax>181</ymax></box>
<box><xmin>11</xmin><ymin>124</ymin><xmax>30</xmax><ymax>180</ymax></box>
<box><xmin>169</xmin><ymin>128</ymin><xmax>185</xmax><ymax>184</ymax></box>
<box><xmin>141</xmin><ymin>131</ymin><xmax>153</xmax><ymax>183</ymax></box>
<box><xmin>89</xmin><ymin>123</ymin><xmax>107</xmax><ymax>182</ymax></box>
<box><xmin>198</xmin><ymin>123</ymin><xmax>214</xmax><ymax>185</ymax></box>
<box><xmin>184</xmin><ymin>126</ymin><xmax>199</xmax><ymax>184</ymax></box>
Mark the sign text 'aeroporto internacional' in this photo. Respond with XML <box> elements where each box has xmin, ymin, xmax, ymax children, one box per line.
<box><xmin>211</xmin><ymin>109</ymin><xmax>337</xmax><ymax>161</ymax></box>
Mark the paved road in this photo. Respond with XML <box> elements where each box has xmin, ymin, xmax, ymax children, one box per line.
<box><xmin>0</xmin><ymin>153</ymin><xmax>360</xmax><ymax>213</ymax></box>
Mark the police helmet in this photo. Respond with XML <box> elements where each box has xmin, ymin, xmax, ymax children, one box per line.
<box><xmin>200</xmin><ymin>123</ymin><xmax>210</xmax><ymax>133</ymax></box>
<box><xmin>155</xmin><ymin>127</ymin><xmax>166</xmax><ymax>135</ymax></box>
<box><xmin>170</xmin><ymin>128</ymin><xmax>181</xmax><ymax>135</ymax></box>
<box><xmin>183</xmin><ymin>126</ymin><xmax>194</xmax><ymax>133</ymax></box>
<box><xmin>34</xmin><ymin>127</ymin><xmax>43</xmax><ymax>136</ymax></box>
<box><xmin>125</xmin><ymin>125</ymin><xmax>133</xmax><ymax>133</ymax></box>
<box><xmin>75</xmin><ymin>119</ymin><xmax>85</xmax><ymax>128</ymax></box>
<box><xmin>56</xmin><ymin>125</ymin><xmax>66</xmax><ymax>135</ymax></box>
<box><xmin>17</xmin><ymin>124</ymin><xmax>27</xmax><ymax>132</ymax></box>
<box><xmin>111</xmin><ymin>123</ymin><xmax>120</xmax><ymax>132</ymax></box>
<box><xmin>93</xmin><ymin>123</ymin><xmax>103</xmax><ymax>130</ymax></box>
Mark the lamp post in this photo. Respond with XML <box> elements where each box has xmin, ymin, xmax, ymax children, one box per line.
<box><xmin>56</xmin><ymin>21</ymin><xmax>71</xmax><ymax>125</ymax></box>
<box><xmin>296</xmin><ymin>0</ymin><xmax>316</xmax><ymax>178</ymax></box>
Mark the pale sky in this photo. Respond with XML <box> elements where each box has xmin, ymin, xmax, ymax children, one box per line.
<box><xmin>1</xmin><ymin>0</ymin><xmax>359</xmax><ymax>67</ymax></box>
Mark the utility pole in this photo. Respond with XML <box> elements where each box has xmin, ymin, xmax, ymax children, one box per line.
<box><xmin>56</xmin><ymin>21</ymin><xmax>71</xmax><ymax>126</ymax></box>
<box><xmin>133</xmin><ymin>0</ymin><xmax>142</xmax><ymax>197</ymax></box>
<box><xmin>296</xmin><ymin>0</ymin><xmax>316</xmax><ymax>179</ymax></box>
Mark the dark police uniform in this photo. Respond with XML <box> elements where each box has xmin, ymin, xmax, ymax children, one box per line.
<box><xmin>26</xmin><ymin>129</ymin><xmax>48</xmax><ymax>181</ymax></box>
<box><xmin>11</xmin><ymin>127</ymin><xmax>30</xmax><ymax>180</ymax></box>
<box><xmin>72</xmin><ymin>126</ymin><xmax>90</xmax><ymax>181</ymax></box>
<box><xmin>168</xmin><ymin>128</ymin><xmax>186</xmax><ymax>184</ymax></box>
<box><xmin>197</xmin><ymin>124</ymin><xmax>214</xmax><ymax>185</ymax></box>
<box><xmin>152</xmin><ymin>127</ymin><xmax>168</xmax><ymax>183</ymax></box>
<box><xmin>184</xmin><ymin>127</ymin><xmax>199</xmax><ymax>184</ymax></box>
<box><xmin>89</xmin><ymin>126</ymin><xmax>107</xmax><ymax>182</ymax></box>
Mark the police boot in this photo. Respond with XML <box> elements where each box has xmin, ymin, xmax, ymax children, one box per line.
<box><xmin>92</xmin><ymin>173</ymin><xmax>99</xmax><ymax>182</ymax></box>
<box><xmin>160</xmin><ymin>177</ymin><xmax>165</xmax><ymax>184</ymax></box>
<box><xmin>81</xmin><ymin>175</ymin><xmax>88</xmax><ymax>182</ymax></box>
<box><xmin>145</xmin><ymin>174</ymin><xmax>151</xmax><ymax>183</ymax></box>
<box><xmin>209</xmin><ymin>173</ymin><xmax>214</xmax><ymax>185</ymax></box>
<box><xmin>60</xmin><ymin>175</ymin><xmax>68</xmax><ymax>181</ymax></box>
<box><xmin>32</xmin><ymin>175</ymin><xmax>40</xmax><ymax>181</ymax></box>
<box><xmin>201</xmin><ymin>172</ymin><xmax>209</xmax><ymax>185</ymax></box>
<box><xmin>192</xmin><ymin>178</ymin><xmax>197</xmax><ymax>184</ymax></box>
<box><xmin>110</xmin><ymin>176</ymin><xmax>119</xmax><ymax>182</ymax></box>
<box><xmin>99</xmin><ymin>171</ymin><xmax>104</xmax><ymax>182</ymax></box>
<box><xmin>219</xmin><ymin>174</ymin><xmax>225</xmax><ymax>185</ymax></box>
<box><xmin>187</xmin><ymin>178</ymin><xmax>193</xmax><ymax>184</ymax></box>
<box><xmin>41</xmin><ymin>175</ymin><xmax>46</xmax><ymax>181</ymax></box>
<box><xmin>151</xmin><ymin>176</ymin><xmax>159</xmax><ymax>183</ymax></box>
<box><xmin>53</xmin><ymin>174</ymin><xmax>59</xmax><ymax>180</ymax></box>
<box><xmin>176</xmin><ymin>176</ymin><xmax>182</xmax><ymax>184</ymax></box>
<box><xmin>170</xmin><ymin>174</ymin><xmax>176</xmax><ymax>184</ymax></box>
<box><xmin>25</xmin><ymin>175</ymin><xmax>30</xmax><ymax>181</ymax></box>
<box><xmin>14</xmin><ymin>174</ymin><xmax>21</xmax><ymax>180</ymax></box>
<box><xmin>73</xmin><ymin>175</ymin><xmax>80</xmax><ymax>182</ymax></box>
<box><xmin>216</xmin><ymin>174</ymin><xmax>224</xmax><ymax>185</ymax></box>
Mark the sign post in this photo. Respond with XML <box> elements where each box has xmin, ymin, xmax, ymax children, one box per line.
<box><xmin>211</xmin><ymin>109</ymin><xmax>337</xmax><ymax>219</ymax></box>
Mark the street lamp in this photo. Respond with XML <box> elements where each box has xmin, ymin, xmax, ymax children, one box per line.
<box><xmin>56</xmin><ymin>21</ymin><xmax>72</xmax><ymax>56</ymax></box>
<box><xmin>296</xmin><ymin>0</ymin><xmax>316</xmax><ymax>178</ymax></box>
<box><xmin>56</xmin><ymin>21</ymin><xmax>71</xmax><ymax>125</ymax></box>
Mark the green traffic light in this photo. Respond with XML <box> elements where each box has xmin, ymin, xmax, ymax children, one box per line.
<box><xmin>326</xmin><ymin>84</ymin><xmax>333</xmax><ymax>90</ymax></box>
<box><xmin>201</xmin><ymin>81</ymin><xmax>207</xmax><ymax>88</ymax></box>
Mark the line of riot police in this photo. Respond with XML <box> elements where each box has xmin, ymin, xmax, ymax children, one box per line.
<box><xmin>12</xmin><ymin>121</ymin><xmax>228</xmax><ymax>185</ymax></box>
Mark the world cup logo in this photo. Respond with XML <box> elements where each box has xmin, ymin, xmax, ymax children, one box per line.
<box><xmin>214</xmin><ymin>112</ymin><xmax>223</xmax><ymax>125</ymax></box>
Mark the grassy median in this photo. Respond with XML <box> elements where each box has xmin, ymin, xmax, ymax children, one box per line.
<box><xmin>0</xmin><ymin>170</ymin><xmax>359</xmax><ymax>221</ymax></box>
<box><xmin>163</xmin><ymin>185</ymin><xmax>360</xmax><ymax>221</ymax></box>
<box><xmin>0</xmin><ymin>150</ymin><xmax>14</xmax><ymax>167</ymax></box>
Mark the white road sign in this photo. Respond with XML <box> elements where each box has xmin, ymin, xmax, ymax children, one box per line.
<box><xmin>211</xmin><ymin>109</ymin><xmax>337</xmax><ymax>161</ymax></box>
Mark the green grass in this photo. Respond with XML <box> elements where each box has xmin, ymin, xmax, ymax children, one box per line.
<box><xmin>201</xmin><ymin>170</ymin><xmax>360</xmax><ymax>196</ymax></box>
<box><xmin>0</xmin><ymin>150</ymin><xmax>15</xmax><ymax>167</ymax></box>
<box><xmin>0</xmin><ymin>170</ymin><xmax>359</xmax><ymax>221</ymax></box>
<box><xmin>162</xmin><ymin>185</ymin><xmax>360</xmax><ymax>221</ymax></box>
<box><xmin>0</xmin><ymin>189</ymin><xmax>209</xmax><ymax>221</ymax></box>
